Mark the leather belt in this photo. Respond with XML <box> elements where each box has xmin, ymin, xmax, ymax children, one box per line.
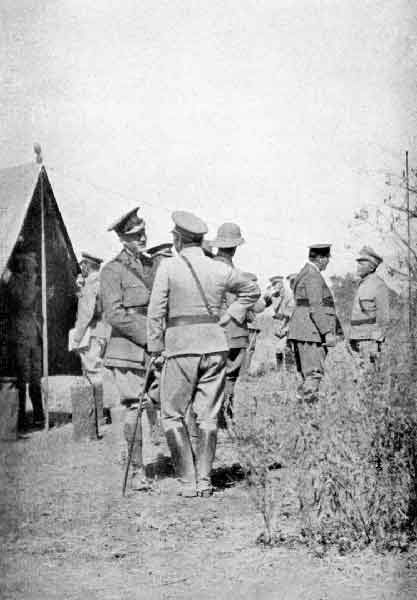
<box><xmin>167</xmin><ymin>314</ymin><xmax>219</xmax><ymax>328</ymax></box>
<box><xmin>350</xmin><ymin>317</ymin><xmax>376</xmax><ymax>325</ymax></box>
<box><xmin>125</xmin><ymin>306</ymin><xmax>148</xmax><ymax>315</ymax></box>
<box><xmin>296</xmin><ymin>298</ymin><xmax>335</xmax><ymax>307</ymax></box>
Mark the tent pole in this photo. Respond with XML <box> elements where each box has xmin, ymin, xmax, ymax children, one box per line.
<box><xmin>40</xmin><ymin>166</ymin><xmax>49</xmax><ymax>432</ymax></box>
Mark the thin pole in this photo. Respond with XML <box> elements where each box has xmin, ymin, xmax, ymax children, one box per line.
<box><xmin>40</xmin><ymin>167</ymin><xmax>49</xmax><ymax>431</ymax></box>
<box><xmin>405</xmin><ymin>151</ymin><xmax>412</xmax><ymax>335</ymax></box>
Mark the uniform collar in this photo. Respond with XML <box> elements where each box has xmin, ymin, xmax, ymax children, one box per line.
<box><xmin>214</xmin><ymin>254</ymin><xmax>234</xmax><ymax>267</ymax></box>
<box><xmin>307</xmin><ymin>260</ymin><xmax>321</xmax><ymax>272</ymax></box>
<box><xmin>180</xmin><ymin>246</ymin><xmax>204</xmax><ymax>258</ymax></box>
<box><xmin>119</xmin><ymin>247</ymin><xmax>143</xmax><ymax>265</ymax></box>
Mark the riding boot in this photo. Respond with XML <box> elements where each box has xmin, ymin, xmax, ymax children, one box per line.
<box><xmin>165</xmin><ymin>425</ymin><xmax>196</xmax><ymax>496</ymax></box>
<box><xmin>196</xmin><ymin>426</ymin><xmax>217</xmax><ymax>496</ymax></box>
<box><xmin>17</xmin><ymin>385</ymin><xmax>27</xmax><ymax>431</ymax></box>
<box><xmin>185</xmin><ymin>406</ymin><xmax>198</xmax><ymax>454</ymax></box>
<box><xmin>145</xmin><ymin>402</ymin><xmax>161</xmax><ymax>446</ymax></box>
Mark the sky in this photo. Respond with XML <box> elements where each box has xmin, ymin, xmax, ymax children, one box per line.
<box><xmin>1</xmin><ymin>0</ymin><xmax>416</xmax><ymax>285</ymax></box>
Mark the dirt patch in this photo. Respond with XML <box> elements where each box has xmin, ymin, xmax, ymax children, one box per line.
<box><xmin>1</xmin><ymin>374</ymin><xmax>417</xmax><ymax>599</ymax></box>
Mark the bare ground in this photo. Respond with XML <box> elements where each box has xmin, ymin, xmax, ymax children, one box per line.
<box><xmin>1</xmin><ymin>369</ymin><xmax>417</xmax><ymax>599</ymax></box>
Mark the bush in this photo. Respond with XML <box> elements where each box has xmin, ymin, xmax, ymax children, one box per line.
<box><xmin>236</xmin><ymin>340</ymin><xmax>417</xmax><ymax>553</ymax></box>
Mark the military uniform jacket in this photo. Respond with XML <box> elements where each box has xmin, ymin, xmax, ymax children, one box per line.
<box><xmin>349</xmin><ymin>272</ymin><xmax>389</xmax><ymax>341</ymax></box>
<box><xmin>73</xmin><ymin>271</ymin><xmax>108</xmax><ymax>344</ymax></box>
<box><xmin>288</xmin><ymin>262</ymin><xmax>336</xmax><ymax>343</ymax></box>
<box><xmin>213</xmin><ymin>254</ymin><xmax>251</xmax><ymax>349</ymax></box>
<box><xmin>100</xmin><ymin>248</ymin><xmax>160</xmax><ymax>369</ymax></box>
<box><xmin>147</xmin><ymin>246</ymin><xmax>261</xmax><ymax>357</ymax></box>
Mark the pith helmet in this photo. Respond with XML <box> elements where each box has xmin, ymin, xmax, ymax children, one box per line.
<box><xmin>356</xmin><ymin>246</ymin><xmax>383</xmax><ymax>268</ymax></box>
<box><xmin>269</xmin><ymin>275</ymin><xmax>283</xmax><ymax>285</ymax></box>
<box><xmin>210</xmin><ymin>223</ymin><xmax>245</xmax><ymax>248</ymax></box>
<box><xmin>107</xmin><ymin>206</ymin><xmax>145</xmax><ymax>236</ymax></box>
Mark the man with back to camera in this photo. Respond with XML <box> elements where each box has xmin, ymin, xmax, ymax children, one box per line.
<box><xmin>147</xmin><ymin>211</ymin><xmax>260</xmax><ymax>498</ymax></box>
<box><xmin>210</xmin><ymin>222</ymin><xmax>253</xmax><ymax>432</ymax></box>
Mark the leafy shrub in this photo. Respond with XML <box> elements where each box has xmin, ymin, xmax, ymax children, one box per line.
<box><xmin>236</xmin><ymin>340</ymin><xmax>417</xmax><ymax>553</ymax></box>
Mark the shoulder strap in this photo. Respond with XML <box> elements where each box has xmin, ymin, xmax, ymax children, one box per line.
<box><xmin>180</xmin><ymin>254</ymin><xmax>214</xmax><ymax>317</ymax></box>
<box><xmin>115</xmin><ymin>256</ymin><xmax>150</xmax><ymax>291</ymax></box>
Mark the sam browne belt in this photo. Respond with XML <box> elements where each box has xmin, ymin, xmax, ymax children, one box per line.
<box><xmin>296</xmin><ymin>298</ymin><xmax>335</xmax><ymax>307</ymax></box>
<box><xmin>350</xmin><ymin>316</ymin><xmax>376</xmax><ymax>325</ymax></box>
<box><xmin>167</xmin><ymin>314</ymin><xmax>219</xmax><ymax>328</ymax></box>
<box><xmin>125</xmin><ymin>306</ymin><xmax>148</xmax><ymax>315</ymax></box>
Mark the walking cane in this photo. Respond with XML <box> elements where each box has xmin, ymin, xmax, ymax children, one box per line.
<box><xmin>122</xmin><ymin>356</ymin><xmax>155</xmax><ymax>496</ymax></box>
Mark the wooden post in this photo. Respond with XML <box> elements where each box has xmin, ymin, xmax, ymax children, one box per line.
<box><xmin>40</xmin><ymin>166</ymin><xmax>49</xmax><ymax>432</ymax></box>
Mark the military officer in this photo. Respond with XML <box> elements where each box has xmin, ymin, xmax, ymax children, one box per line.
<box><xmin>147</xmin><ymin>211</ymin><xmax>260</xmax><ymax>498</ymax></box>
<box><xmin>264</xmin><ymin>275</ymin><xmax>295</xmax><ymax>370</ymax></box>
<box><xmin>288</xmin><ymin>244</ymin><xmax>338</xmax><ymax>402</ymax></box>
<box><xmin>7</xmin><ymin>252</ymin><xmax>44</xmax><ymax>430</ymax></box>
<box><xmin>349</xmin><ymin>246</ymin><xmax>389</xmax><ymax>364</ymax></box>
<box><xmin>100</xmin><ymin>207</ymin><xmax>168</xmax><ymax>490</ymax></box>
<box><xmin>210</xmin><ymin>222</ymin><xmax>251</xmax><ymax>431</ymax></box>
<box><xmin>71</xmin><ymin>252</ymin><xmax>109</xmax><ymax>425</ymax></box>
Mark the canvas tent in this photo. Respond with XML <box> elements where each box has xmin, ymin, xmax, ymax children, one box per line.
<box><xmin>0</xmin><ymin>162</ymin><xmax>80</xmax><ymax>378</ymax></box>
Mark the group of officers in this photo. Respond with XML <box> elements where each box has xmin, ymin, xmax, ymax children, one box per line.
<box><xmin>69</xmin><ymin>206</ymin><xmax>390</xmax><ymax>497</ymax></box>
<box><xmin>8</xmin><ymin>205</ymin><xmax>390</xmax><ymax>498</ymax></box>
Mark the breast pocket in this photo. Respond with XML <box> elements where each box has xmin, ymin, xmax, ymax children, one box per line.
<box><xmin>122</xmin><ymin>283</ymin><xmax>150</xmax><ymax>307</ymax></box>
<box><xmin>359</xmin><ymin>297</ymin><xmax>376</xmax><ymax>315</ymax></box>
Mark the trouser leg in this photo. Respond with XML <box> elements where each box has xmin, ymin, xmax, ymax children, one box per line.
<box><xmin>110</xmin><ymin>404</ymin><xmax>129</xmax><ymax>462</ymax></box>
<box><xmin>294</xmin><ymin>342</ymin><xmax>326</xmax><ymax>402</ymax></box>
<box><xmin>92</xmin><ymin>382</ymin><xmax>105</xmax><ymax>425</ymax></box>
<box><xmin>110</xmin><ymin>367</ymin><xmax>146</xmax><ymax>465</ymax></box>
<box><xmin>219</xmin><ymin>348</ymin><xmax>243</xmax><ymax>432</ymax></box>
<box><xmin>185</xmin><ymin>404</ymin><xmax>198</xmax><ymax>453</ymax></box>
<box><xmin>29</xmin><ymin>382</ymin><xmax>44</xmax><ymax>424</ymax></box>
<box><xmin>17</xmin><ymin>384</ymin><xmax>27</xmax><ymax>431</ymax></box>
<box><xmin>275</xmin><ymin>353</ymin><xmax>284</xmax><ymax>370</ymax></box>
<box><xmin>161</xmin><ymin>356</ymin><xmax>198</xmax><ymax>493</ymax></box>
<box><xmin>193</xmin><ymin>353</ymin><xmax>227</xmax><ymax>494</ymax></box>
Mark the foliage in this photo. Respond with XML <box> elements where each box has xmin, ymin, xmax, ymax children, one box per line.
<box><xmin>236</xmin><ymin>339</ymin><xmax>417</xmax><ymax>554</ymax></box>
